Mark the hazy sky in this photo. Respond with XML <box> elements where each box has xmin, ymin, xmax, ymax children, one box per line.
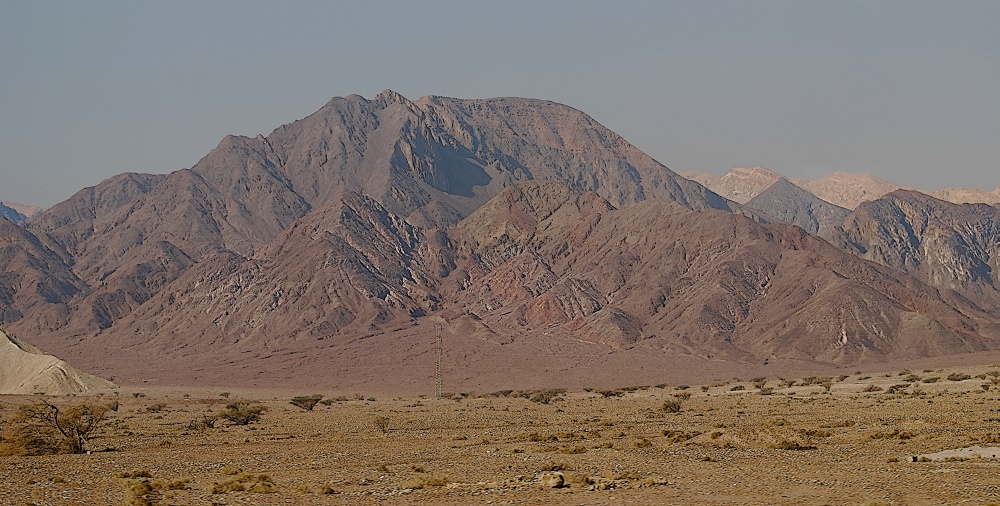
<box><xmin>2</xmin><ymin>1</ymin><xmax>998</xmax><ymax>207</ymax></box>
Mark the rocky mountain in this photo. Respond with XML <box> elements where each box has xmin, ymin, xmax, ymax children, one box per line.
<box><xmin>14</xmin><ymin>183</ymin><xmax>999</xmax><ymax>387</ymax></box>
<box><xmin>0</xmin><ymin>202</ymin><xmax>44</xmax><ymax>225</ymax></box>
<box><xmin>833</xmin><ymin>190</ymin><xmax>1000</xmax><ymax>314</ymax></box>
<box><xmin>3</xmin><ymin>91</ymin><xmax>999</xmax><ymax>389</ymax></box>
<box><xmin>0</xmin><ymin>203</ymin><xmax>27</xmax><ymax>225</ymax></box>
<box><xmin>449</xmin><ymin>183</ymin><xmax>996</xmax><ymax>361</ymax></box>
<box><xmin>0</xmin><ymin>217</ymin><xmax>87</xmax><ymax>330</ymax></box>
<box><xmin>15</xmin><ymin>91</ymin><xmax>731</xmax><ymax>339</ymax></box>
<box><xmin>744</xmin><ymin>178</ymin><xmax>850</xmax><ymax>238</ymax></box>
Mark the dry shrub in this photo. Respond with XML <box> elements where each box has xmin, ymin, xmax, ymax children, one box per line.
<box><xmin>373</xmin><ymin>416</ymin><xmax>390</xmax><ymax>434</ymax></box>
<box><xmin>662</xmin><ymin>397</ymin><xmax>683</xmax><ymax>413</ymax></box>
<box><xmin>529</xmin><ymin>389</ymin><xmax>566</xmax><ymax>404</ymax></box>
<box><xmin>769</xmin><ymin>439</ymin><xmax>816</xmax><ymax>450</ymax></box>
<box><xmin>289</xmin><ymin>394</ymin><xmax>324</xmax><ymax>411</ymax></box>
<box><xmin>662</xmin><ymin>429</ymin><xmax>701</xmax><ymax>443</ymax></box>
<box><xmin>211</xmin><ymin>472</ymin><xmax>277</xmax><ymax>494</ymax></box>
<box><xmin>216</xmin><ymin>401</ymin><xmax>265</xmax><ymax>426</ymax></box>
<box><xmin>122</xmin><ymin>475</ymin><xmax>190</xmax><ymax>506</ymax></box>
<box><xmin>0</xmin><ymin>399</ymin><xmax>111</xmax><ymax>456</ymax></box>
<box><xmin>399</xmin><ymin>474</ymin><xmax>448</xmax><ymax>489</ymax></box>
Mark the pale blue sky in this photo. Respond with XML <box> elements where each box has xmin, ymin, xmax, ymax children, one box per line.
<box><xmin>2</xmin><ymin>1</ymin><xmax>998</xmax><ymax>207</ymax></box>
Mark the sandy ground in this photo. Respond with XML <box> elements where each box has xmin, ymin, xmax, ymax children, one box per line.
<box><xmin>2</xmin><ymin>365</ymin><xmax>1000</xmax><ymax>505</ymax></box>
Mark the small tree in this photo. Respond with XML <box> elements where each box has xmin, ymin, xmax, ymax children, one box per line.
<box><xmin>217</xmin><ymin>401</ymin><xmax>266</xmax><ymax>426</ymax></box>
<box><xmin>289</xmin><ymin>394</ymin><xmax>324</xmax><ymax>411</ymax></box>
<box><xmin>373</xmin><ymin>416</ymin><xmax>390</xmax><ymax>434</ymax></box>
<box><xmin>1</xmin><ymin>399</ymin><xmax>110</xmax><ymax>455</ymax></box>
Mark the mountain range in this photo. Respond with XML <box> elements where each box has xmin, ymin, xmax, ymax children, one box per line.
<box><xmin>1</xmin><ymin>91</ymin><xmax>998</xmax><ymax>391</ymax></box>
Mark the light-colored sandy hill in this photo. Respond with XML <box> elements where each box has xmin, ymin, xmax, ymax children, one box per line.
<box><xmin>685</xmin><ymin>168</ymin><xmax>999</xmax><ymax>209</ymax></box>
<box><xmin>0</xmin><ymin>329</ymin><xmax>116</xmax><ymax>395</ymax></box>
<box><xmin>926</xmin><ymin>186</ymin><xmax>1000</xmax><ymax>205</ymax></box>
<box><xmin>790</xmin><ymin>171</ymin><xmax>905</xmax><ymax>209</ymax></box>
<box><xmin>681</xmin><ymin>166</ymin><xmax>781</xmax><ymax>204</ymax></box>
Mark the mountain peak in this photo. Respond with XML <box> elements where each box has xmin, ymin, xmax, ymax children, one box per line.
<box><xmin>375</xmin><ymin>88</ymin><xmax>409</xmax><ymax>105</ymax></box>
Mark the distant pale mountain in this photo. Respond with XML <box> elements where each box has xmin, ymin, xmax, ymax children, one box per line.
<box><xmin>2</xmin><ymin>91</ymin><xmax>998</xmax><ymax>389</ymax></box>
<box><xmin>684</xmin><ymin>167</ymin><xmax>999</xmax><ymax>210</ymax></box>
<box><xmin>927</xmin><ymin>186</ymin><xmax>1000</xmax><ymax>206</ymax></box>
<box><xmin>681</xmin><ymin>166</ymin><xmax>781</xmax><ymax>204</ymax></box>
<box><xmin>791</xmin><ymin>172</ymin><xmax>906</xmax><ymax>210</ymax></box>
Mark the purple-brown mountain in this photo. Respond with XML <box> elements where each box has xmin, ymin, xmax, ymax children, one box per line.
<box><xmin>2</xmin><ymin>91</ymin><xmax>999</xmax><ymax>389</ymax></box>
<box><xmin>834</xmin><ymin>191</ymin><xmax>1000</xmax><ymax>315</ymax></box>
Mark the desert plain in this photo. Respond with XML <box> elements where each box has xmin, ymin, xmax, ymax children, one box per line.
<box><xmin>3</xmin><ymin>364</ymin><xmax>1000</xmax><ymax>505</ymax></box>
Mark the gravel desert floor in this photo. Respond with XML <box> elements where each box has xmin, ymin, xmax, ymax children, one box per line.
<box><xmin>2</xmin><ymin>366</ymin><xmax>1000</xmax><ymax>505</ymax></box>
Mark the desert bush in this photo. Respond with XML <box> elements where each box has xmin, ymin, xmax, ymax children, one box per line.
<box><xmin>885</xmin><ymin>383</ymin><xmax>910</xmax><ymax>394</ymax></box>
<box><xmin>124</xmin><ymin>476</ymin><xmax>191</xmax><ymax>506</ymax></box>
<box><xmin>597</xmin><ymin>389</ymin><xmax>625</xmax><ymax>398</ymax></box>
<box><xmin>662</xmin><ymin>397</ymin><xmax>683</xmax><ymax>413</ymax></box>
<box><xmin>399</xmin><ymin>474</ymin><xmax>448</xmax><ymax>489</ymax></box>
<box><xmin>662</xmin><ymin>429</ymin><xmax>701</xmax><ymax>443</ymax></box>
<box><xmin>631</xmin><ymin>438</ymin><xmax>653</xmax><ymax>448</ymax></box>
<box><xmin>870</xmin><ymin>429</ymin><xmax>916</xmax><ymax>440</ymax></box>
<box><xmin>921</xmin><ymin>376</ymin><xmax>940</xmax><ymax>383</ymax></box>
<box><xmin>216</xmin><ymin>401</ymin><xmax>265</xmax><ymax>426</ymax></box>
<box><xmin>863</xmin><ymin>385</ymin><xmax>883</xmax><ymax>392</ymax></box>
<box><xmin>946</xmin><ymin>373</ymin><xmax>971</xmax><ymax>382</ymax></box>
<box><xmin>0</xmin><ymin>399</ymin><xmax>111</xmax><ymax>456</ymax></box>
<box><xmin>186</xmin><ymin>413</ymin><xmax>221</xmax><ymax>432</ymax></box>
<box><xmin>373</xmin><ymin>416</ymin><xmax>390</xmax><ymax>434</ymax></box>
<box><xmin>146</xmin><ymin>403</ymin><xmax>167</xmax><ymax>413</ymax></box>
<box><xmin>530</xmin><ymin>389</ymin><xmax>566</xmax><ymax>404</ymax></box>
<box><xmin>211</xmin><ymin>472</ymin><xmax>277</xmax><ymax>493</ymax></box>
<box><xmin>730</xmin><ymin>385</ymin><xmax>746</xmax><ymax>391</ymax></box>
<box><xmin>769</xmin><ymin>439</ymin><xmax>816</xmax><ymax>450</ymax></box>
<box><xmin>674</xmin><ymin>391</ymin><xmax>692</xmax><ymax>401</ymax></box>
<box><xmin>289</xmin><ymin>394</ymin><xmax>324</xmax><ymax>411</ymax></box>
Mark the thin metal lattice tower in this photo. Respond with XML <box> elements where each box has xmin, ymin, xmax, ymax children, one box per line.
<box><xmin>434</xmin><ymin>323</ymin><xmax>443</xmax><ymax>399</ymax></box>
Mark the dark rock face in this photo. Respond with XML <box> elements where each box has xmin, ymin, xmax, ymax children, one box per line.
<box><xmin>744</xmin><ymin>178</ymin><xmax>850</xmax><ymax>238</ymax></box>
